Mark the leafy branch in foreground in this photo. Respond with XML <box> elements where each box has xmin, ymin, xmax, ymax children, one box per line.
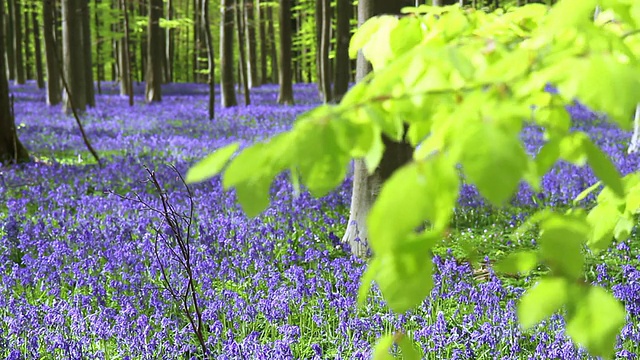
<box><xmin>189</xmin><ymin>1</ymin><xmax>640</xmax><ymax>358</ymax></box>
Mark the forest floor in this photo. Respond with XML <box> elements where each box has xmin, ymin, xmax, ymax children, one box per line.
<box><xmin>1</xmin><ymin>81</ymin><xmax>640</xmax><ymax>359</ymax></box>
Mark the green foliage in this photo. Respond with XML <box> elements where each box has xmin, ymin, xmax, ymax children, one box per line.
<box><xmin>189</xmin><ymin>1</ymin><xmax>640</xmax><ymax>358</ymax></box>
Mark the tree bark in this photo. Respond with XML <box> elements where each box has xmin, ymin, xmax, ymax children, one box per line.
<box><xmin>318</xmin><ymin>0</ymin><xmax>332</xmax><ymax>102</ymax></box>
<box><xmin>236</xmin><ymin>0</ymin><xmax>250</xmax><ymax>105</ymax></box>
<box><xmin>277</xmin><ymin>0</ymin><xmax>294</xmax><ymax>105</ymax></box>
<box><xmin>220</xmin><ymin>0</ymin><xmax>237</xmax><ymax>107</ymax></box>
<box><xmin>165</xmin><ymin>0</ymin><xmax>174</xmax><ymax>83</ymax></box>
<box><xmin>334</xmin><ymin>0</ymin><xmax>351</xmax><ymax>101</ymax></box>
<box><xmin>342</xmin><ymin>0</ymin><xmax>414</xmax><ymax>258</ymax></box>
<box><xmin>266</xmin><ymin>4</ymin><xmax>278</xmax><ymax>83</ymax></box>
<box><xmin>62</xmin><ymin>0</ymin><xmax>87</xmax><ymax>114</ymax></box>
<box><xmin>24</xmin><ymin>2</ymin><xmax>31</xmax><ymax>80</ymax></box>
<box><xmin>0</xmin><ymin>0</ymin><xmax>29</xmax><ymax>164</ymax></box>
<box><xmin>145</xmin><ymin>0</ymin><xmax>163</xmax><ymax>103</ymax></box>
<box><xmin>258</xmin><ymin>0</ymin><xmax>267</xmax><ymax>84</ymax></box>
<box><xmin>11</xmin><ymin>0</ymin><xmax>25</xmax><ymax>84</ymax></box>
<box><xmin>43</xmin><ymin>0</ymin><xmax>61</xmax><ymax>105</ymax></box>
<box><xmin>201</xmin><ymin>0</ymin><xmax>215</xmax><ymax>120</ymax></box>
<box><xmin>94</xmin><ymin>0</ymin><xmax>102</xmax><ymax>94</ymax></box>
<box><xmin>81</xmin><ymin>0</ymin><xmax>95</xmax><ymax>107</ymax></box>
<box><xmin>245</xmin><ymin>0</ymin><xmax>259</xmax><ymax>87</ymax></box>
<box><xmin>32</xmin><ymin>2</ymin><xmax>44</xmax><ymax>89</ymax></box>
<box><xmin>5</xmin><ymin>0</ymin><xmax>15</xmax><ymax>81</ymax></box>
<box><xmin>119</xmin><ymin>0</ymin><xmax>133</xmax><ymax>105</ymax></box>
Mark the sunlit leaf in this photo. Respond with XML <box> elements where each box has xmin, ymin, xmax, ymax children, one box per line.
<box><xmin>186</xmin><ymin>142</ymin><xmax>239</xmax><ymax>184</ymax></box>
<box><xmin>518</xmin><ymin>277</ymin><xmax>568</xmax><ymax>330</ymax></box>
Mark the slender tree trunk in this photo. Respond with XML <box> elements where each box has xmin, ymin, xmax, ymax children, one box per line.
<box><xmin>220</xmin><ymin>0</ymin><xmax>237</xmax><ymax>107</ymax></box>
<box><xmin>277</xmin><ymin>0</ymin><xmax>293</xmax><ymax>104</ymax></box>
<box><xmin>31</xmin><ymin>2</ymin><xmax>44</xmax><ymax>89</ymax></box>
<box><xmin>81</xmin><ymin>0</ymin><xmax>95</xmax><ymax>107</ymax></box>
<box><xmin>236</xmin><ymin>0</ymin><xmax>250</xmax><ymax>105</ymax></box>
<box><xmin>145</xmin><ymin>0</ymin><xmax>163</xmax><ymax>102</ymax></box>
<box><xmin>258</xmin><ymin>0</ymin><xmax>267</xmax><ymax>84</ymax></box>
<box><xmin>24</xmin><ymin>3</ymin><xmax>31</xmax><ymax>80</ymax></box>
<box><xmin>342</xmin><ymin>0</ymin><xmax>414</xmax><ymax>258</ymax></box>
<box><xmin>318</xmin><ymin>0</ymin><xmax>332</xmax><ymax>102</ymax></box>
<box><xmin>245</xmin><ymin>0</ymin><xmax>259</xmax><ymax>87</ymax></box>
<box><xmin>192</xmin><ymin>0</ymin><xmax>200</xmax><ymax>82</ymax></box>
<box><xmin>11</xmin><ymin>0</ymin><xmax>25</xmax><ymax>84</ymax></box>
<box><xmin>139</xmin><ymin>0</ymin><xmax>147</xmax><ymax>84</ymax></box>
<box><xmin>43</xmin><ymin>0</ymin><xmax>61</xmax><ymax>105</ymax></box>
<box><xmin>334</xmin><ymin>0</ymin><xmax>351</xmax><ymax>101</ymax></box>
<box><xmin>120</xmin><ymin>0</ymin><xmax>133</xmax><ymax>105</ymax></box>
<box><xmin>95</xmin><ymin>0</ymin><xmax>102</xmax><ymax>94</ymax></box>
<box><xmin>266</xmin><ymin>4</ymin><xmax>278</xmax><ymax>83</ymax></box>
<box><xmin>5</xmin><ymin>0</ymin><xmax>15</xmax><ymax>81</ymax></box>
<box><xmin>0</xmin><ymin>0</ymin><xmax>28</xmax><ymax>164</ymax></box>
<box><xmin>202</xmin><ymin>0</ymin><xmax>215</xmax><ymax>119</ymax></box>
<box><xmin>62</xmin><ymin>0</ymin><xmax>87</xmax><ymax>114</ymax></box>
<box><xmin>165</xmin><ymin>0</ymin><xmax>174</xmax><ymax>83</ymax></box>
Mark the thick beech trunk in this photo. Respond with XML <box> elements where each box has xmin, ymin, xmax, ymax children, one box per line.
<box><xmin>334</xmin><ymin>0</ymin><xmax>351</xmax><ymax>101</ymax></box>
<box><xmin>81</xmin><ymin>0</ymin><xmax>95</xmax><ymax>107</ymax></box>
<box><xmin>145</xmin><ymin>0</ymin><xmax>163</xmax><ymax>102</ymax></box>
<box><xmin>342</xmin><ymin>0</ymin><xmax>414</xmax><ymax>258</ymax></box>
<box><xmin>277</xmin><ymin>0</ymin><xmax>293</xmax><ymax>105</ymax></box>
<box><xmin>11</xmin><ymin>0</ymin><xmax>25</xmax><ymax>84</ymax></box>
<box><xmin>119</xmin><ymin>0</ymin><xmax>133</xmax><ymax>105</ymax></box>
<box><xmin>0</xmin><ymin>0</ymin><xmax>28</xmax><ymax>164</ymax></box>
<box><xmin>43</xmin><ymin>0</ymin><xmax>61</xmax><ymax>105</ymax></box>
<box><xmin>258</xmin><ymin>1</ymin><xmax>268</xmax><ymax>83</ymax></box>
<box><xmin>245</xmin><ymin>0</ymin><xmax>259</xmax><ymax>87</ymax></box>
<box><xmin>266</xmin><ymin>5</ymin><xmax>278</xmax><ymax>83</ymax></box>
<box><xmin>165</xmin><ymin>0</ymin><xmax>174</xmax><ymax>82</ymax></box>
<box><xmin>62</xmin><ymin>0</ymin><xmax>87</xmax><ymax>114</ymax></box>
<box><xmin>220</xmin><ymin>0</ymin><xmax>237</xmax><ymax>107</ymax></box>
<box><xmin>32</xmin><ymin>2</ymin><xmax>44</xmax><ymax>89</ymax></box>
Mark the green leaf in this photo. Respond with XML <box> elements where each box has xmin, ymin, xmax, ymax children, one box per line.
<box><xmin>573</xmin><ymin>181</ymin><xmax>602</xmax><ymax>204</ymax></box>
<box><xmin>494</xmin><ymin>251</ymin><xmax>538</xmax><ymax>274</ymax></box>
<box><xmin>375</xmin><ymin>244</ymin><xmax>434</xmax><ymax>313</ymax></box>
<box><xmin>559</xmin><ymin>132</ymin><xmax>588</xmax><ymax>166</ymax></box>
<box><xmin>365</xmin><ymin>131</ymin><xmax>385</xmax><ymax>174</ymax></box>
<box><xmin>534</xmin><ymin>139</ymin><xmax>560</xmax><ymax>178</ymax></box>
<box><xmin>566</xmin><ymin>286</ymin><xmax>626</xmax><ymax>360</ymax></box>
<box><xmin>539</xmin><ymin>214</ymin><xmax>588</xmax><ymax>280</ymax></box>
<box><xmin>390</xmin><ymin>17</ymin><xmax>423</xmax><ymax>57</ymax></box>
<box><xmin>459</xmin><ymin>123</ymin><xmax>529</xmax><ymax>205</ymax></box>
<box><xmin>358</xmin><ymin>258</ymin><xmax>381</xmax><ymax>308</ymax></box>
<box><xmin>583</xmin><ymin>139</ymin><xmax>624</xmax><ymax>199</ymax></box>
<box><xmin>518</xmin><ymin>277</ymin><xmax>569</xmax><ymax>330</ymax></box>
<box><xmin>186</xmin><ymin>142</ymin><xmax>239</xmax><ymax>184</ymax></box>
<box><xmin>586</xmin><ymin>203</ymin><xmax>620</xmax><ymax>253</ymax></box>
<box><xmin>368</xmin><ymin>156</ymin><xmax>458</xmax><ymax>254</ymax></box>
<box><xmin>235</xmin><ymin>179</ymin><xmax>271</xmax><ymax>218</ymax></box>
<box><xmin>398</xmin><ymin>335</ymin><xmax>423</xmax><ymax>360</ymax></box>
<box><xmin>614</xmin><ymin>215</ymin><xmax>634</xmax><ymax>242</ymax></box>
<box><xmin>223</xmin><ymin>143</ymin><xmax>268</xmax><ymax>189</ymax></box>
<box><xmin>372</xmin><ymin>334</ymin><xmax>396</xmax><ymax>360</ymax></box>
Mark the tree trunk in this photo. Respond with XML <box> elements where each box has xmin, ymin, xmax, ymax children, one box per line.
<box><xmin>245</xmin><ymin>0</ymin><xmax>259</xmax><ymax>87</ymax></box>
<box><xmin>24</xmin><ymin>3</ymin><xmax>31</xmax><ymax>80</ymax></box>
<box><xmin>192</xmin><ymin>0</ymin><xmax>200</xmax><ymax>82</ymax></box>
<box><xmin>236</xmin><ymin>0</ymin><xmax>250</xmax><ymax>105</ymax></box>
<box><xmin>267</xmin><ymin>4</ymin><xmax>278</xmax><ymax>83</ymax></box>
<box><xmin>43</xmin><ymin>0</ymin><xmax>61</xmax><ymax>105</ymax></box>
<box><xmin>81</xmin><ymin>0</ymin><xmax>95</xmax><ymax>107</ymax></box>
<box><xmin>342</xmin><ymin>0</ymin><xmax>414</xmax><ymax>258</ymax></box>
<box><xmin>11</xmin><ymin>0</ymin><xmax>25</xmax><ymax>84</ymax></box>
<box><xmin>94</xmin><ymin>0</ymin><xmax>102</xmax><ymax>94</ymax></box>
<box><xmin>202</xmin><ymin>0</ymin><xmax>215</xmax><ymax>120</ymax></box>
<box><xmin>5</xmin><ymin>0</ymin><xmax>15</xmax><ymax>81</ymax></box>
<box><xmin>145</xmin><ymin>0</ymin><xmax>163</xmax><ymax>103</ymax></box>
<box><xmin>0</xmin><ymin>0</ymin><xmax>29</xmax><ymax>164</ymax></box>
<box><xmin>32</xmin><ymin>2</ymin><xmax>44</xmax><ymax>89</ymax></box>
<box><xmin>258</xmin><ymin>0</ymin><xmax>267</xmax><ymax>84</ymax></box>
<box><xmin>62</xmin><ymin>0</ymin><xmax>87</xmax><ymax>114</ymax></box>
<box><xmin>334</xmin><ymin>0</ymin><xmax>351</xmax><ymax>101</ymax></box>
<box><xmin>165</xmin><ymin>0</ymin><xmax>174</xmax><ymax>83</ymax></box>
<box><xmin>220</xmin><ymin>0</ymin><xmax>237</xmax><ymax>107</ymax></box>
<box><xmin>119</xmin><ymin>0</ymin><xmax>133</xmax><ymax>105</ymax></box>
<box><xmin>277</xmin><ymin>0</ymin><xmax>293</xmax><ymax>105</ymax></box>
<box><xmin>318</xmin><ymin>0</ymin><xmax>332</xmax><ymax>102</ymax></box>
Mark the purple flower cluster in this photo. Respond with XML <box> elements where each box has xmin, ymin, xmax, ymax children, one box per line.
<box><xmin>1</xmin><ymin>82</ymin><xmax>639</xmax><ymax>359</ymax></box>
